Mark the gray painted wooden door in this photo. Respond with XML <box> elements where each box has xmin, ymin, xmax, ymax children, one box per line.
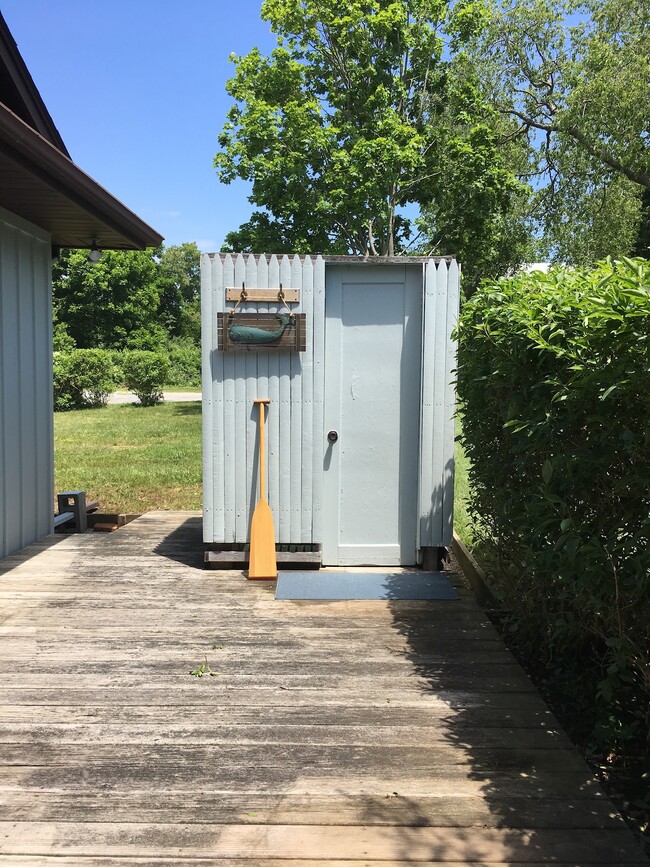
<box><xmin>322</xmin><ymin>265</ymin><xmax>423</xmax><ymax>565</ymax></box>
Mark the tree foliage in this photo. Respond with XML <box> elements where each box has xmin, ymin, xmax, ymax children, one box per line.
<box><xmin>216</xmin><ymin>0</ymin><xmax>530</xmax><ymax>273</ymax></box>
<box><xmin>216</xmin><ymin>0</ymin><xmax>649</xmax><ymax>274</ymax></box>
<box><xmin>413</xmin><ymin>77</ymin><xmax>536</xmax><ymax>290</ymax></box>
<box><xmin>156</xmin><ymin>242</ymin><xmax>201</xmax><ymax>340</ymax></box>
<box><xmin>478</xmin><ymin>0</ymin><xmax>650</xmax><ymax>263</ymax></box>
<box><xmin>52</xmin><ymin>243</ymin><xmax>201</xmax><ymax>351</ymax></box>
<box><xmin>53</xmin><ymin>249</ymin><xmax>161</xmax><ymax>350</ymax></box>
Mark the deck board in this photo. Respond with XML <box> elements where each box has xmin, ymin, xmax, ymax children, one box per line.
<box><xmin>0</xmin><ymin>512</ymin><xmax>646</xmax><ymax>864</ymax></box>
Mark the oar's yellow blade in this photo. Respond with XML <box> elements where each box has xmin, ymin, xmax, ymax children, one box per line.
<box><xmin>249</xmin><ymin>498</ymin><xmax>277</xmax><ymax>579</ymax></box>
<box><xmin>248</xmin><ymin>398</ymin><xmax>277</xmax><ymax>580</ymax></box>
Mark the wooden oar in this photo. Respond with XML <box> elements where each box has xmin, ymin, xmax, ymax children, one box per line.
<box><xmin>248</xmin><ymin>398</ymin><xmax>277</xmax><ymax>580</ymax></box>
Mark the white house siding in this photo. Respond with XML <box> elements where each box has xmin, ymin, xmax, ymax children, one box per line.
<box><xmin>0</xmin><ymin>206</ymin><xmax>53</xmax><ymax>560</ymax></box>
<box><xmin>201</xmin><ymin>253</ymin><xmax>459</xmax><ymax>553</ymax></box>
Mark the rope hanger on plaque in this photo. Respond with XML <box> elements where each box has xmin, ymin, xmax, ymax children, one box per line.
<box><xmin>227</xmin><ymin>282</ymin><xmax>297</xmax><ymax>346</ymax></box>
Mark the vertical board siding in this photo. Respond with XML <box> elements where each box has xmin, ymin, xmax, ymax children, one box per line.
<box><xmin>202</xmin><ymin>254</ymin><xmax>325</xmax><ymax>545</ymax></box>
<box><xmin>419</xmin><ymin>259</ymin><xmax>458</xmax><ymax>548</ymax></box>
<box><xmin>418</xmin><ymin>260</ymin><xmax>436</xmax><ymax>550</ymax></box>
<box><xmin>202</xmin><ymin>254</ymin><xmax>455</xmax><ymax>551</ymax></box>
<box><xmin>267</xmin><ymin>255</ymin><xmax>281</xmax><ymax>526</ymax></box>
<box><xmin>300</xmin><ymin>255</ymin><xmax>314</xmax><ymax>543</ymax></box>
<box><xmin>233</xmin><ymin>254</ymin><xmax>248</xmax><ymax>542</ymax></box>
<box><xmin>289</xmin><ymin>254</ymin><xmax>303</xmax><ymax>543</ymax></box>
<box><xmin>32</xmin><ymin>238</ymin><xmax>53</xmax><ymax>542</ymax></box>
<box><xmin>222</xmin><ymin>256</ymin><xmax>236</xmax><ymax>541</ymax></box>
<box><xmin>19</xmin><ymin>238</ymin><xmax>38</xmax><ymax>546</ymax></box>
<box><xmin>278</xmin><ymin>256</ymin><xmax>292</xmax><ymax>543</ymax></box>
<box><xmin>432</xmin><ymin>259</ymin><xmax>449</xmax><ymax>544</ymax></box>
<box><xmin>201</xmin><ymin>253</ymin><xmax>215</xmax><ymax>540</ymax></box>
<box><xmin>442</xmin><ymin>260</ymin><xmax>460</xmax><ymax>543</ymax></box>
<box><xmin>310</xmin><ymin>256</ymin><xmax>326</xmax><ymax>543</ymax></box>
<box><xmin>1</xmin><ymin>223</ymin><xmax>20</xmax><ymax>557</ymax></box>
<box><xmin>0</xmin><ymin>209</ymin><xmax>53</xmax><ymax>560</ymax></box>
<box><xmin>0</xmin><ymin>223</ymin><xmax>18</xmax><ymax>556</ymax></box>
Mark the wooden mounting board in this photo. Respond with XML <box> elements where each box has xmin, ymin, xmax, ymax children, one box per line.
<box><xmin>218</xmin><ymin>313</ymin><xmax>306</xmax><ymax>352</ymax></box>
<box><xmin>226</xmin><ymin>288</ymin><xmax>300</xmax><ymax>303</ymax></box>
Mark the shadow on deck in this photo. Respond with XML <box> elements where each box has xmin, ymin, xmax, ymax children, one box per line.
<box><xmin>152</xmin><ymin>515</ymin><xmax>204</xmax><ymax>569</ymax></box>
<box><xmin>0</xmin><ymin>512</ymin><xmax>647</xmax><ymax>863</ymax></box>
<box><xmin>377</xmin><ymin>571</ymin><xmax>646</xmax><ymax>864</ymax></box>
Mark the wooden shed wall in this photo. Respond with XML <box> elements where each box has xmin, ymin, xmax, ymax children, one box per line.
<box><xmin>419</xmin><ymin>257</ymin><xmax>459</xmax><ymax>550</ymax></box>
<box><xmin>201</xmin><ymin>253</ymin><xmax>459</xmax><ymax>551</ymax></box>
<box><xmin>202</xmin><ymin>253</ymin><xmax>325</xmax><ymax>546</ymax></box>
<box><xmin>0</xmin><ymin>206</ymin><xmax>53</xmax><ymax>560</ymax></box>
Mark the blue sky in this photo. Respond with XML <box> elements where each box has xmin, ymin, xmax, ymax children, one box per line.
<box><xmin>2</xmin><ymin>1</ymin><xmax>278</xmax><ymax>252</ymax></box>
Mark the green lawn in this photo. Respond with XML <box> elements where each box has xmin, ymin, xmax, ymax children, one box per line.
<box><xmin>54</xmin><ymin>402</ymin><xmax>202</xmax><ymax>513</ymax></box>
<box><xmin>55</xmin><ymin>402</ymin><xmax>474</xmax><ymax>540</ymax></box>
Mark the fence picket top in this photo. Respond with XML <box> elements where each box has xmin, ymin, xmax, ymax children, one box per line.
<box><xmin>209</xmin><ymin>253</ymin><xmax>457</xmax><ymax>264</ymax></box>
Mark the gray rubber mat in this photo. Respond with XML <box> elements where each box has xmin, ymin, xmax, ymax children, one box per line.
<box><xmin>275</xmin><ymin>571</ymin><xmax>459</xmax><ymax>601</ymax></box>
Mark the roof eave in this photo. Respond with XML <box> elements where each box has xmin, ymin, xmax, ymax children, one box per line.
<box><xmin>0</xmin><ymin>102</ymin><xmax>163</xmax><ymax>250</ymax></box>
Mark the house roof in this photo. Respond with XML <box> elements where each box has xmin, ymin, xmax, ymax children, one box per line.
<box><xmin>0</xmin><ymin>13</ymin><xmax>163</xmax><ymax>250</ymax></box>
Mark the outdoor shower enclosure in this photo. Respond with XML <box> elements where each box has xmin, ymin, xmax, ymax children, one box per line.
<box><xmin>201</xmin><ymin>253</ymin><xmax>459</xmax><ymax>568</ymax></box>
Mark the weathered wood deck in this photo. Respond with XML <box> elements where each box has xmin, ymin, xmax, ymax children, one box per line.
<box><xmin>0</xmin><ymin>512</ymin><xmax>646</xmax><ymax>865</ymax></box>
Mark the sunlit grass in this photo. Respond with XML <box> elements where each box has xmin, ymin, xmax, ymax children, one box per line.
<box><xmin>453</xmin><ymin>433</ymin><xmax>473</xmax><ymax>548</ymax></box>
<box><xmin>56</xmin><ymin>402</ymin><xmax>475</xmax><ymax>543</ymax></box>
<box><xmin>54</xmin><ymin>402</ymin><xmax>202</xmax><ymax>513</ymax></box>
<box><xmin>453</xmin><ymin>415</ymin><xmax>475</xmax><ymax>549</ymax></box>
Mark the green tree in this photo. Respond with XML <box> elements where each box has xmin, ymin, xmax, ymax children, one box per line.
<box><xmin>52</xmin><ymin>308</ymin><xmax>75</xmax><ymax>353</ymax></box>
<box><xmin>216</xmin><ymin>0</ymin><xmax>531</xmax><ymax>271</ymax></box>
<box><xmin>222</xmin><ymin>210</ymin><xmax>344</xmax><ymax>254</ymax></box>
<box><xmin>478</xmin><ymin>0</ymin><xmax>650</xmax><ymax>263</ymax></box>
<box><xmin>53</xmin><ymin>249</ymin><xmax>160</xmax><ymax>349</ymax></box>
<box><xmin>412</xmin><ymin>53</ymin><xmax>537</xmax><ymax>291</ymax></box>
<box><xmin>156</xmin><ymin>243</ymin><xmax>201</xmax><ymax>340</ymax></box>
<box><xmin>633</xmin><ymin>189</ymin><xmax>650</xmax><ymax>258</ymax></box>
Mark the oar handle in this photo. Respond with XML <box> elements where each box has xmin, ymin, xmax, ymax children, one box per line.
<box><xmin>254</xmin><ymin>399</ymin><xmax>270</xmax><ymax>502</ymax></box>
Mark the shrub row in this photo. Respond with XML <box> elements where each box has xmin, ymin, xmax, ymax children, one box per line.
<box><xmin>53</xmin><ymin>349</ymin><xmax>120</xmax><ymax>411</ymax></box>
<box><xmin>112</xmin><ymin>344</ymin><xmax>200</xmax><ymax>389</ymax></box>
<box><xmin>53</xmin><ymin>349</ymin><xmax>176</xmax><ymax>410</ymax></box>
<box><xmin>456</xmin><ymin>257</ymin><xmax>650</xmax><ymax>772</ymax></box>
<box><xmin>167</xmin><ymin>344</ymin><xmax>201</xmax><ymax>387</ymax></box>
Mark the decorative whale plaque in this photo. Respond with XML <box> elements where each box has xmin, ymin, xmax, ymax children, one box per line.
<box><xmin>218</xmin><ymin>313</ymin><xmax>306</xmax><ymax>351</ymax></box>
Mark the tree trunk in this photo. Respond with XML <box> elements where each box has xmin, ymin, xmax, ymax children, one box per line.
<box><xmin>384</xmin><ymin>189</ymin><xmax>396</xmax><ymax>257</ymax></box>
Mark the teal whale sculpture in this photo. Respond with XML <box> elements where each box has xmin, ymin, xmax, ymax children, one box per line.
<box><xmin>228</xmin><ymin>313</ymin><xmax>295</xmax><ymax>345</ymax></box>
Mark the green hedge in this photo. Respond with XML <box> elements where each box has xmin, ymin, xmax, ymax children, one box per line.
<box><xmin>53</xmin><ymin>349</ymin><xmax>120</xmax><ymax>411</ymax></box>
<box><xmin>167</xmin><ymin>344</ymin><xmax>201</xmax><ymax>387</ymax></box>
<box><xmin>109</xmin><ymin>344</ymin><xmax>200</xmax><ymax>389</ymax></box>
<box><xmin>456</xmin><ymin>257</ymin><xmax>650</xmax><ymax>766</ymax></box>
<box><xmin>121</xmin><ymin>350</ymin><xmax>170</xmax><ymax>407</ymax></box>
